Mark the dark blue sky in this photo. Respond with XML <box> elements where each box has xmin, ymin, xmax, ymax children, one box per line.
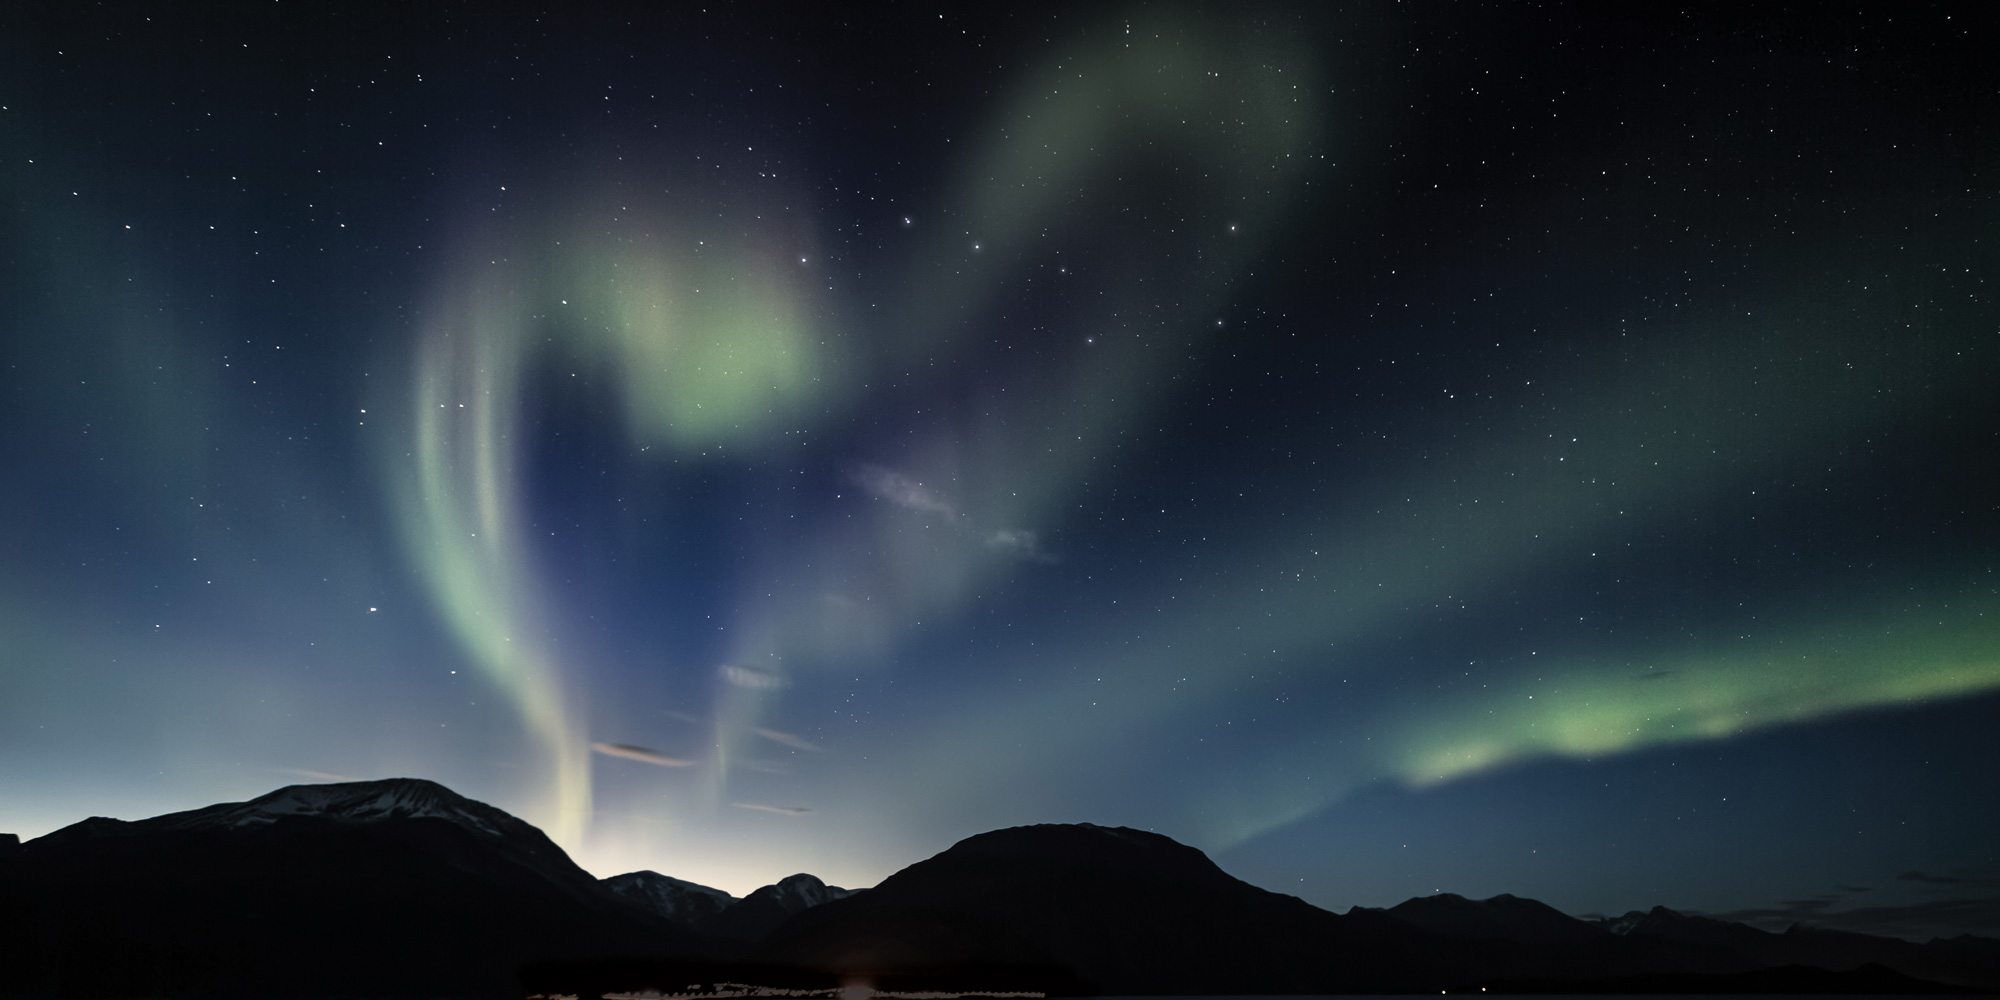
<box><xmin>3</xmin><ymin>1</ymin><xmax>1996</xmax><ymax>940</ymax></box>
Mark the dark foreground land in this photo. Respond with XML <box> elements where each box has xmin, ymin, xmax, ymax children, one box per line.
<box><xmin>3</xmin><ymin>779</ymin><xmax>1996</xmax><ymax>998</ymax></box>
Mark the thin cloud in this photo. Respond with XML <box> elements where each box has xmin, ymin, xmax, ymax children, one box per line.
<box><xmin>1899</xmin><ymin>871</ymin><xmax>1968</xmax><ymax>885</ymax></box>
<box><xmin>1718</xmin><ymin>895</ymin><xmax>2000</xmax><ymax>941</ymax></box>
<box><xmin>277</xmin><ymin>768</ymin><xmax>360</xmax><ymax>783</ymax></box>
<box><xmin>721</xmin><ymin>663</ymin><xmax>786</xmax><ymax>690</ymax></box>
<box><xmin>986</xmin><ymin>528</ymin><xmax>1059</xmax><ymax>564</ymax></box>
<box><xmin>852</xmin><ymin>464</ymin><xmax>956</xmax><ymax>516</ymax></box>
<box><xmin>755</xmin><ymin>728</ymin><xmax>825</xmax><ymax>752</ymax></box>
<box><xmin>591</xmin><ymin>742</ymin><xmax>695</xmax><ymax>767</ymax></box>
<box><xmin>1714</xmin><ymin>899</ymin><xmax>1840</xmax><ymax>928</ymax></box>
<box><xmin>734</xmin><ymin>802</ymin><xmax>812</xmax><ymax>815</ymax></box>
<box><xmin>850</xmin><ymin>465</ymin><xmax>1060</xmax><ymax>563</ymax></box>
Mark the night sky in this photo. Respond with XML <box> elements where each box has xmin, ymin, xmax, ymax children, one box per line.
<box><xmin>5</xmin><ymin>2</ymin><xmax>1997</xmax><ymax>941</ymax></box>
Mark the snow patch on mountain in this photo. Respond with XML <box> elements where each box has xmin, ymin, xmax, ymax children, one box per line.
<box><xmin>755</xmin><ymin>872</ymin><xmax>858</xmax><ymax>911</ymax></box>
<box><xmin>149</xmin><ymin>777</ymin><xmax>534</xmax><ymax>841</ymax></box>
<box><xmin>603</xmin><ymin>870</ymin><xmax>738</xmax><ymax>923</ymax></box>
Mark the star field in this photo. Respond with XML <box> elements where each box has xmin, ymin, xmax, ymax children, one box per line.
<box><xmin>2</xmin><ymin>1</ymin><xmax>1996</xmax><ymax>941</ymax></box>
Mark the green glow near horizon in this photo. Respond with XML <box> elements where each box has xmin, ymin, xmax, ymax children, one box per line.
<box><xmin>896</xmin><ymin>286</ymin><xmax>2000</xmax><ymax>851</ymax></box>
<box><xmin>1171</xmin><ymin>586</ymin><xmax>2000</xmax><ymax>851</ymax></box>
<box><xmin>1398</xmin><ymin>590</ymin><xmax>2000</xmax><ymax>787</ymax></box>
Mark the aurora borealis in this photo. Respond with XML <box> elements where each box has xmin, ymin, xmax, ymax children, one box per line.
<box><xmin>4</xmin><ymin>3</ymin><xmax>1996</xmax><ymax>941</ymax></box>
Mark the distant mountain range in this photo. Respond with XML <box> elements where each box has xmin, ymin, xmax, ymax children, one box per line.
<box><xmin>2</xmin><ymin>777</ymin><xmax>1994</xmax><ymax>998</ymax></box>
<box><xmin>604</xmin><ymin>868</ymin><xmax>859</xmax><ymax>947</ymax></box>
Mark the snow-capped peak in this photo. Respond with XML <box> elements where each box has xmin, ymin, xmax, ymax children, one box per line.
<box><xmin>152</xmin><ymin>777</ymin><xmax>531</xmax><ymax>840</ymax></box>
<box><xmin>602</xmin><ymin>870</ymin><xmax>738</xmax><ymax>923</ymax></box>
<box><xmin>757</xmin><ymin>872</ymin><xmax>856</xmax><ymax>911</ymax></box>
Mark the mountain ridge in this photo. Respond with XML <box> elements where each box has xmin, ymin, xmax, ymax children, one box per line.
<box><xmin>4</xmin><ymin>779</ymin><xmax>1997</xmax><ymax>998</ymax></box>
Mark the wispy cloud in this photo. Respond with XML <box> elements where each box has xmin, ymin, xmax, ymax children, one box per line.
<box><xmin>1718</xmin><ymin>871</ymin><xmax>2000</xmax><ymax>941</ymax></box>
<box><xmin>1898</xmin><ymin>871</ymin><xmax>1969</xmax><ymax>885</ymax></box>
<box><xmin>1721</xmin><ymin>896</ymin><xmax>2000</xmax><ymax>941</ymax></box>
<box><xmin>755</xmin><ymin>728</ymin><xmax>824</xmax><ymax>752</ymax></box>
<box><xmin>848</xmin><ymin>465</ymin><xmax>1060</xmax><ymax>563</ymax></box>
<box><xmin>721</xmin><ymin>663</ymin><xmax>786</xmax><ymax>690</ymax></box>
<box><xmin>851</xmin><ymin>464</ymin><xmax>956</xmax><ymax>516</ymax></box>
<box><xmin>986</xmin><ymin>528</ymin><xmax>1058</xmax><ymax>564</ymax></box>
<box><xmin>591</xmin><ymin>742</ymin><xmax>695</xmax><ymax>767</ymax></box>
<box><xmin>277</xmin><ymin>768</ymin><xmax>360</xmax><ymax>783</ymax></box>
<box><xmin>733</xmin><ymin>802</ymin><xmax>812</xmax><ymax>815</ymax></box>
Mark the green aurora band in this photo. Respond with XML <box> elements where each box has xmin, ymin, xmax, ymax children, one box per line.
<box><xmin>391</xmin><ymin>12</ymin><xmax>1323</xmax><ymax>849</ymax></box>
<box><xmin>397</xmin><ymin>211</ymin><xmax>829</xmax><ymax>846</ymax></box>
<box><xmin>893</xmin><ymin>257</ymin><xmax>2000</xmax><ymax>851</ymax></box>
<box><xmin>386</xmin><ymin>8</ymin><xmax>2000</xmax><ymax>858</ymax></box>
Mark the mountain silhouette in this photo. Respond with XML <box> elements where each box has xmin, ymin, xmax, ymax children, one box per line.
<box><xmin>713</xmin><ymin>873</ymin><xmax>860</xmax><ymax>945</ymax></box>
<box><xmin>4</xmin><ymin>780</ymin><xmax>1997</xmax><ymax>998</ymax></box>
<box><xmin>757</xmin><ymin>821</ymin><xmax>1478</xmax><ymax>994</ymax></box>
<box><xmin>1386</xmin><ymin>891</ymin><xmax>1612</xmax><ymax>946</ymax></box>
<box><xmin>0</xmin><ymin>778</ymin><xmax>696</xmax><ymax>998</ymax></box>
<box><xmin>602</xmin><ymin>869</ymin><xmax>860</xmax><ymax>950</ymax></box>
<box><xmin>603</xmin><ymin>869</ymin><xmax>738</xmax><ymax>929</ymax></box>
